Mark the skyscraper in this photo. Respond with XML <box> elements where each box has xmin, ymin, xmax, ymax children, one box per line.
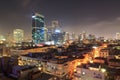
<box><xmin>51</xmin><ymin>21</ymin><xmax>65</xmax><ymax>45</ymax></box>
<box><xmin>116</xmin><ymin>32</ymin><xmax>120</xmax><ymax>40</ymax></box>
<box><xmin>87</xmin><ymin>34</ymin><xmax>95</xmax><ymax>40</ymax></box>
<box><xmin>78</xmin><ymin>33</ymin><xmax>82</xmax><ymax>41</ymax></box>
<box><xmin>13</xmin><ymin>29</ymin><xmax>24</xmax><ymax>43</ymax></box>
<box><xmin>0</xmin><ymin>35</ymin><xmax>6</xmax><ymax>44</ymax></box>
<box><xmin>64</xmin><ymin>32</ymin><xmax>70</xmax><ymax>41</ymax></box>
<box><xmin>82</xmin><ymin>31</ymin><xmax>86</xmax><ymax>40</ymax></box>
<box><xmin>44</xmin><ymin>27</ymin><xmax>48</xmax><ymax>42</ymax></box>
<box><xmin>71</xmin><ymin>32</ymin><xmax>76</xmax><ymax>40</ymax></box>
<box><xmin>52</xmin><ymin>28</ymin><xmax>65</xmax><ymax>45</ymax></box>
<box><xmin>52</xmin><ymin>20</ymin><xmax>59</xmax><ymax>28</ymax></box>
<box><xmin>0</xmin><ymin>35</ymin><xmax>6</xmax><ymax>41</ymax></box>
<box><xmin>32</xmin><ymin>13</ymin><xmax>45</xmax><ymax>44</ymax></box>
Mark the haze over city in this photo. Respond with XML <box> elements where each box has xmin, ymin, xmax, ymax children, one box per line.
<box><xmin>0</xmin><ymin>0</ymin><xmax>120</xmax><ymax>38</ymax></box>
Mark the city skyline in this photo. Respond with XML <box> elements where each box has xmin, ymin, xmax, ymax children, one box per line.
<box><xmin>1</xmin><ymin>0</ymin><xmax>120</xmax><ymax>38</ymax></box>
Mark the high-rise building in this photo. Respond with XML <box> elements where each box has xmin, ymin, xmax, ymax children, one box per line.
<box><xmin>116</xmin><ymin>32</ymin><xmax>120</xmax><ymax>40</ymax></box>
<box><xmin>13</xmin><ymin>29</ymin><xmax>24</xmax><ymax>43</ymax></box>
<box><xmin>87</xmin><ymin>34</ymin><xmax>95</xmax><ymax>40</ymax></box>
<box><xmin>32</xmin><ymin>13</ymin><xmax>45</xmax><ymax>44</ymax></box>
<box><xmin>52</xmin><ymin>20</ymin><xmax>59</xmax><ymax>28</ymax></box>
<box><xmin>82</xmin><ymin>31</ymin><xmax>86</xmax><ymax>40</ymax></box>
<box><xmin>44</xmin><ymin>27</ymin><xmax>48</xmax><ymax>42</ymax></box>
<box><xmin>64</xmin><ymin>32</ymin><xmax>70</xmax><ymax>41</ymax></box>
<box><xmin>52</xmin><ymin>28</ymin><xmax>65</xmax><ymax>45</ymax></box>
<box><xmin>50</xmin><ymin>21</ymin><xmax>65</xmax><ymax>45</ymax></box>
<box><xmin>71</xmin><ymin>32</ymin><xmax>76</xmax><ymax>40</ymax></box>
<box><xmin>47</xmin><ymin>30</ymin><xmax>52</xmax><ymax>41</ymax></box>
<box><xmin>97</xmin><ymin>37</ymin><xmax>104</xmax><ymax>41</ymax></box>
<box><xmin>0</xmin><ymin>35</ymin><xmax>6</xmax><ymax>44</ymax></box>
<box><xmin>78</xmin><ymin>33</ymin><xmax>82</xmax><ymax>41</ymax></box>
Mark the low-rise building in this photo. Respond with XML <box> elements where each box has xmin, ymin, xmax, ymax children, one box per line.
<box><xmin>99</xmin><ymin>49</ymin><xmax>109</xmax><ymax>58</ymax></box>
<box><xmin>18</xmin><ymin>52</ymin><xmax>84</xmax><ymax>79</ymax></box>
<box><xmin>108</xmin><ymin>59</ymin><xmax>120</xmax><ymax>69</ymax></box>
<box><xmin>11</xmin><ymin>46</ymin><xmax>56</xmax><ymax>55</ymax></box>
<box><xmin>9</xmin><ymin>65</ymin><xmax>41</xmax><ymax>80</ymax></box>
<box><xmin>93</xmin><ymin>57</ymin><xmax>106</xmax><ymax>64</ymax></box>
<box><xmin>73</xmin><ymin>64</ymin><xmax>107</xmax><ymax>80</ymax></box>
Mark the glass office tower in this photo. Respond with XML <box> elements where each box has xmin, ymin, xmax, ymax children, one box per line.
<box><xmin>32</xmin><ymin>13</ymin><xmax>45</xmax><ymax>44</ymax></box>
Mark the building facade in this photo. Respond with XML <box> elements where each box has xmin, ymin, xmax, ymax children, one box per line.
<box><xmin>73</xmin><ymin>66</ymin><xmax>106</xmax><ymax>80</ymax></box>
<box><xmin>116</xmin><ymin>32</ymin><xmax>120</xmax><ymax>40</ymax></box>
<box><xmin>51</xmin><ymin>27</ymin><xmax>65</xmax><ymax>45</ymax></box>
<box><xmin>50</xmin><ymin>21</ymin><xmax>65</xmax><ymax>45</ymax></box>
<box><xmin>32</xmin><ymin>13</ymin><xmax>46</xmax><ymax>44</ymax></box>
<box><xmin>13</xmin><ymin>29</ymin><xmax>24</xmax><ymax>43</ymax></box>
<box><xmin>64</xmin><ymin>32</ymin><xmax>70</xmax><ymax>41</ymax></box>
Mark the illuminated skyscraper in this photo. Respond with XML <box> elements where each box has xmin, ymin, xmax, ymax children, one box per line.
<box><xmin>0</xmin><ymin>35</ymin><xmax>6</xmax><ymax>41</ymax></box>
<box><xmin>50</xmin><ymin>21</ymin><xmax>65</xmax><ymax>45</ymax></box>
<box><xmin>82</xmin><ymin>31</ymin><xmax>86</xmax><ymax>40</ymax></box>
<box><xmin>44</xmin><ymin>27</ymin><xmax>48</xmax><ymax>42</ymax></box>
<box><xmin>13</xmin><ymin>29</ymin><xmax>24</xmax><ymax>43</ymax></box>
<box><xmin>52</xmin><ymin>27</ymin><xmax>65</xmax><ymax>45</ymax></box>
<box><xmin>32</xmin><ymin>13</ymin><xmax>45</xmax><ymax>44</ymax></box>
<box><xmin>52</xmin><ymin>20</ymin><xmax>59</xmax><ymax>28</ymax></box>
<box><xmin>78</xmin><ymin>33</ymin><xmax>82</xmax><ymax>41</ymax></box>
<box><xmin>0</xmin><ymin>35</ymin><xmax>6</xmax><ymax>44</ymax></box>
<box><xmin>64</xmin><ymin>32</ymin><xmax>70</xmax><ymax>41</ymax></box>
<box><xmin>116</xmin><ymin>32</ymin><xmax>120</xmax><ymax>40</ymax></box>
<box><xmin>71</xmin><ymin>32</ymin><xmax>76</xmax><ymax>40</ymax></box>
<box><xmin>87</xmin><ymin>34</ymin><xmax>95</xmax><ymax>40</ymax></box>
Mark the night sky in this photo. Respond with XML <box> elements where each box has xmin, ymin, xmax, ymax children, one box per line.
<box><xmin>0</xmin><ymin>0</ymin><xmax>120</xmax><ymax>39</ymax></box>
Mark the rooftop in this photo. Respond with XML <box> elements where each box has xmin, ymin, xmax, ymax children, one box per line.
<box><xmin>109</xmin><ymin>59</ymin><xmax>120</xmax><ymax>63</ymax></box>
<box><xmin>94</xmin><ymin>57</ymin><xmax>106</xmax><ymax>60</ymax></box>
<box><xmin>13</xmin><ymin>65</ymin><xmax>36</xmax><ymax>72</ymax></box>
<box><xmin>23</xmin><ymin>52</ymin><xmax>83</xmax><ymax>64</ymax></box>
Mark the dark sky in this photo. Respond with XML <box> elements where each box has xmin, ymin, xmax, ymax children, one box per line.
<box><xmin>0</xmin><ymin>0</ymin><xmax>120</xmax><ymax>39</ymax></box>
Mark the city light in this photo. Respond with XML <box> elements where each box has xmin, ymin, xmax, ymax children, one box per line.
<box><xmin>90</xmin><ymin>60</ymin><xmax>93</xmax><ymax>63</ymax></box>
<box><xmin>92</xmin><ymin>46</ymin><xmax>97</xmax><ymax>49</ymax></box>
<box><xmin>38</xmin><ymin>67</ymin><xmax>42</xmax><ymax>70</ymax></box>
<box><xmin>103</xmin><ymin>43</ymin><xmax>107</xmax><ymax>48</ymax></box>
<box><xmin>32</xmin><ymin>15</ymin><xmax>36</xmax><ymax>18</ymax></box>
<box><xmin>36</xmin><ymin>44</ymin><xmax>44</xmax><ymax>47</ymax></box>
<box><xmin>55</xmin><ymin>29</ymin><xmax>61</xmax><ymax>33</ymax></box>
<box><xmin>101</xmin><ymin>68</ymin><xmax>106</xmax><ymax>73</ymax></box>
<box><xmin>0</xmin><ymin>41</ymin><xmax>3</xmax><ymax>44</ymax></box>
<box><xmin>77</xmin><ymin>62</ymin><xmax>81</xmax><ymax>65</ymax></box>
<box><xmin>82</xmin><ymin>72</ymin><xmax>85</xmax><ymax>75</ymax></box>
